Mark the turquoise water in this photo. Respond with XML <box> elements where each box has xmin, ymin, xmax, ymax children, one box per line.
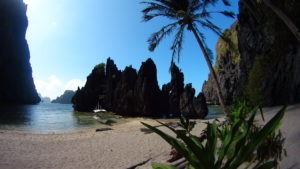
<box><xmin>0</xmin><ymin>103</ymin><xmax>99</xmax><ymax>132</ymax></box>
<box><xmin>207</xmin><ymin>105</ymin><xmax>223</xmax><ymax>119</ymax></box>
<box><xmin>0</xmin><ymin>103</ymin><xmax>222</xmax><ymax>132</ymax></box>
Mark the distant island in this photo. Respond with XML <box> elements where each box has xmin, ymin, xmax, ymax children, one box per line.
<box><xmin>41</xmin><ymin>97</ymin><xmax>51</xmax><ymax>103</ymax></box>
<box><xmin>51</xmin><ymin>90</ymin><xmax>75</xmax><ymax>104</ymax></box>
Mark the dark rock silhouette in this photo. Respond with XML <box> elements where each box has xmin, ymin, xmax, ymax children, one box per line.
<box><xmin>51</xmin><ymin>90</ymin><xmax>75</xmax><ymax>104</ymax></box>
<box><xmin>0</xmin><ymin>0</ymin><xmax>40</xmax><ymax>104</ymax></box>
<box><xmin>202</xmin><ymin>0</ymin><xmax>300</xmax><ymax>106</ymax></box>
<box><xmin>72</xmin><ymin>58</ymin><xmax>208</xmax><ymax>118</ymax></box>
<box><xmin>112</xmin><ymin>66</ymin><xmax>138</xmax><ymax>116</ymax></box>
<box><xmin>72</xmin><ymin>63</ymin><xmax>107</xmax><ymax>111</ymax></box>
<box><xmin>180</xmin><ymin>84</ymin><xmax>197</xmax><ymax>118</ymax></box>
<box><xmin>104</xmin><ymin>58</ymin><xmax>121</xmax><ymax>110</ymax></box>
<box><xmin>169</xmin><ymin>64</ymin><xmax>185</xmax><ymax>117</ymax></box>
<box><xmin>194</xmin><ymin>93</ymin><xmax>208</xmax><ymax>119</ymax></box>
<box><xmin>134</xmin><ymin>59</ymin><xmax>163</xmax><ymax>117</ymax></box>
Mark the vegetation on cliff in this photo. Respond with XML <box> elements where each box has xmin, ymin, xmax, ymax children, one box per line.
<box><xmin>202</xmin><ymin>0</ymin><xmax>300</xmax><ymax>106</ymax></box>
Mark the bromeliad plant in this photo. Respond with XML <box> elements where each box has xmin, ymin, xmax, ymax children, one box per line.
<box><xmin>142</xmin><ymin>105</ymin><xmax>286</xmax><ymax>169</ymax></box>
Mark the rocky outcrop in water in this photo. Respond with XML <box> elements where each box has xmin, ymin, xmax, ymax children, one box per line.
<box><xmin>51</xmin><ymin>90</ymin><xmax>75</xmax><ymax>104</ymax></box>
<box><xmin>72</xmin><ymin>58</ymin><xmax>208</xmax><ymax>118</ymax></box>
<box><xmin>202</xmin><ymin>0</ymin><xmax>300</xmax><ymax>106</ymax></box>
<box><xmin>0</xmin><ymin>0</ymin><xmax>40</xmax><ymax>104</ymax></box>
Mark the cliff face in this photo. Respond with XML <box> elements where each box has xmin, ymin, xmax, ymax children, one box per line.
<box><xmin>0</xmin><ymin>0</ymin><xmax>40</xmax><ymax>104</ymax></box>
<box><xmin>202</xmin><ymin>22</ymin><xmax>240</xmax><ymax>105</ymax></box>
<box><xmin>72</xmin><ymin>58</ymin><xmax>208</xmax><ymax>118</ymax></box>
<box><xmin>202</xmin><ymin>0</ymin><xmax>300</xmax><ymax>106</ymax></box>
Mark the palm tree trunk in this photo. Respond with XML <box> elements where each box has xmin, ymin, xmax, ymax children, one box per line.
<box><xmin>189</xmin><ymin>25</ymin><xmax>229</xmax><ymax>117</ymax></box>
<box><xmin>262</xmin><ymin>0</ymin><xmax>300</xmax><ymax>43</ymax></box>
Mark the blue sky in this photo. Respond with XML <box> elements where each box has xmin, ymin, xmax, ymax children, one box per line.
<box><xmin>24</xmin><ymin>0</ymin><xmax>238</xmax><ymax>100</ymax></box>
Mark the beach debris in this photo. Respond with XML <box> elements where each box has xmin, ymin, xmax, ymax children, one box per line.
<box><xmin>95</xmin><ymin>128</ymin><xmax>112</xmax><ymax>132</ymax></box>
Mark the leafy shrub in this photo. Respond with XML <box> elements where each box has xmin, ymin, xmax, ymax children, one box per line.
<box><xmin>142</xmin><ymin>105</ymin><xmax>286</xmax><ymax>169</ymax></box>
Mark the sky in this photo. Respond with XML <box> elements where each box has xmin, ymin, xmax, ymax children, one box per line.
<box><xmin>23</xmin><ymin>0</ymin><xmax>238</xmax><ymax>100</ymax></box>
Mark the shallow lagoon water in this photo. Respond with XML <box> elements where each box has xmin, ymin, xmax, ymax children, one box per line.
<box><xmin>0</xmin><ymin>103</ymin><xmax>222</xmax><ymax>132</ymax></box>
<box><xmin>0</xmin><ymin>103</ymin><xmax>101</xmax><ymax>132</ymax></box>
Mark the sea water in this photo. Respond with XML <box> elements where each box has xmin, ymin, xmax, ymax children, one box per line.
<box><xmin>0</xmin><ymin>103</ymin><xmax>223</xmax><ymax>132</ymax></box>
<box><xmin>0</xmin><ymin>102</ymin><xmax>99</xmax><ymax>133</ymax></box>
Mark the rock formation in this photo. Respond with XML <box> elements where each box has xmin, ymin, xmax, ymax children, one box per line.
<box><xmin>112</xmin><ymin>66</ymin><xmax>138</xmax><ymax>116</ymax></box>
<box><xmin>134</xmin><ymin>59</ymin><xmax>164</xmax><ymax>117</ymax></box>
<box><xmin>162</xmin><ymin>64</ymin><xmax>185</xmax><ymax>117</ymax></box>
<box><xmin>202</xmin><ymin>0</ymin><xmax>300</xmax><ymax>106</ymax></box>
<box><xmin>202</xmin><ymin>22</ymin><xmax>240</xmax><ymax>105</ymax></box>
<box><xmin>51</xmin><ymin>90</ymin><xmax>75</xmax><ymax>104</ymax></box>
<box><xmin>0</xmin><ymin>0</ymin><xmax>40</xmax><ymax>104</ymax></box>
<box><xmin>72</xmin><ymin>58</ymin><xmax>208</xmax><ymax>118</ymax></box>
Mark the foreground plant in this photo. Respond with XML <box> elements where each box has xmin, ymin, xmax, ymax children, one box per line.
<box><xmin>142</xmin><ymin>105</ymin><xmax>286</xmax><ymax>169</ymax></box>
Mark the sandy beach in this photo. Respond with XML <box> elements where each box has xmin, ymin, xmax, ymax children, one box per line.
<box><xmin>0</xmin><ymin>104</ymin><xmax>299</xmax><ymax>169</ymax></box>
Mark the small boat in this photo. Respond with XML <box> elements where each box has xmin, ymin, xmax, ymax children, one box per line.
<box><xmin>93</xmin><ymin>108</ymin><xmax>107</xmax><ymax>113</ymax></box>
<box><xmin>93</xmin><ymin>101</ymin><xmax>107</xmax><ymax>113</ymax></box>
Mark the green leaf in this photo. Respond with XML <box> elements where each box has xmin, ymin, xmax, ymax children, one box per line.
<box><xmin>205</xmin><ymin>121</ymin><xmax>217</xmax><ymax>167</ymax></box>
<box><xmin>152</xmin><ymin>162</ymin><xmax>178</xmax><ymax>169</ymax></box>
<box><xmin>228</xmin><ymin>106</ymin><xmax>286</xmax><ymax>169</ymax></box>
<box><xmin>143</xmin><ymin>121</ymin><xmax>209</xmax><ymax>168</ymax></box>
<box><xmin>216</xmin><ymin>126</ymin><xmax>233</xmax><ymax>167</ymax></box>
<box><xmin>141</xmin><ymin>122</ymin><xmax>202</xmax><ymax>168</ymax></box>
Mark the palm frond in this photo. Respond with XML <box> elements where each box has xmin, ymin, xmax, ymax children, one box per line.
<box><xmin>143</xmin><ymin>12</ymin><xmax>177</xmax><ymax>21</ymax></box>
<box><xmin>148</xmin><ymin>21</ymin><xmax>179</xmax><ymax>51</ymax></box>
<box><xmin>222</xmin><ymin>0</ymin><xmax>231</xmax><ymax>6</ymax></box>
<box><xmin>202</xmin><ymin>0</ymin><xmax>219</xmax><ymax>10</ymax></box>
<box><xmin>171</xmin><ymin>24</ymin><xmax>186</xmax><ymax>62</ymax></box>
<box><xmin>220</xmin><ymin>10</ymin><xmax>235</xmax><ymax>18</ymax></box>
<box><xmin>141</xmin><ymin>1</ymin><xmax>177</xmax><ymax>21</ymax></box>
<box><xmin>189</xmin><ymin>0</ymin><xmax>202</xmax><ymax>13</ymax></box>
<box><xmin>195</xmin><ymin>19</ymin><xmax>222</xmax><ymax>36</ymax></box>
<box><xmin>192</xmin><ymin>24</ymin><xmax>214</xmax><ymax>62</ymax></box>
<box><xmin>196</xmin><ymin>19</ymin><xmax>235</xmax><ymax>52</ymax></box>
<box><xmin>194</xmin><ymin>10</ymin><xmax>235</xmax><ymax>20</ymax></box>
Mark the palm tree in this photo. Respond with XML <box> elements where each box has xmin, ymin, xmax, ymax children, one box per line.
<box><xmin>141</xmin><ymin>0</ymin><xmax>235</xmax><ymax>116</ymax></box>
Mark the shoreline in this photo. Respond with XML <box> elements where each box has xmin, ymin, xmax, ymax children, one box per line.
<box><xmin>0</xmin><ymin>104</ymin><xmax>299</xmax><ymax>168</ymax></box>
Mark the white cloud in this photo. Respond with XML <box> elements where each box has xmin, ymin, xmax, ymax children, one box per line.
<box><xmin>34</xmin><ymin>75</ymin><xmax>85</xmax><ymax>100</ymax></box>
<box><xmin>64</xmin><ymin>79</ymin><xmax>85</xmax><ymax>91</ymax></box>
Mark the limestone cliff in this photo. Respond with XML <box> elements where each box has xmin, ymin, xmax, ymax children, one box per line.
<box><xmin>0</xmin><ymin>0</ymin><xmax>40</xmax><ymax>104</ymax></box>
<box><xmin>202</xmin><ymin>0</ymin><xmax>300</xmax><ymax>106</ymax></box>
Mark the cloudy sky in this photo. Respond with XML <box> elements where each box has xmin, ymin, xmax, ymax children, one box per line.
<box><xmin>23</xmin><ymin>0</ymin><xmax>238</xmax><ymax>100</ymax></box>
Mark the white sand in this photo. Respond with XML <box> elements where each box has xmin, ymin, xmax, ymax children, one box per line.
<box><xmin>0</xmin><ymin>104</ymin><xmax>299</xmax><ymax>169</ymax></box>
<box><xmin>259</xmin><ymin>104</ymin><xmax>300</xmax><ymax>168</ymax></box>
